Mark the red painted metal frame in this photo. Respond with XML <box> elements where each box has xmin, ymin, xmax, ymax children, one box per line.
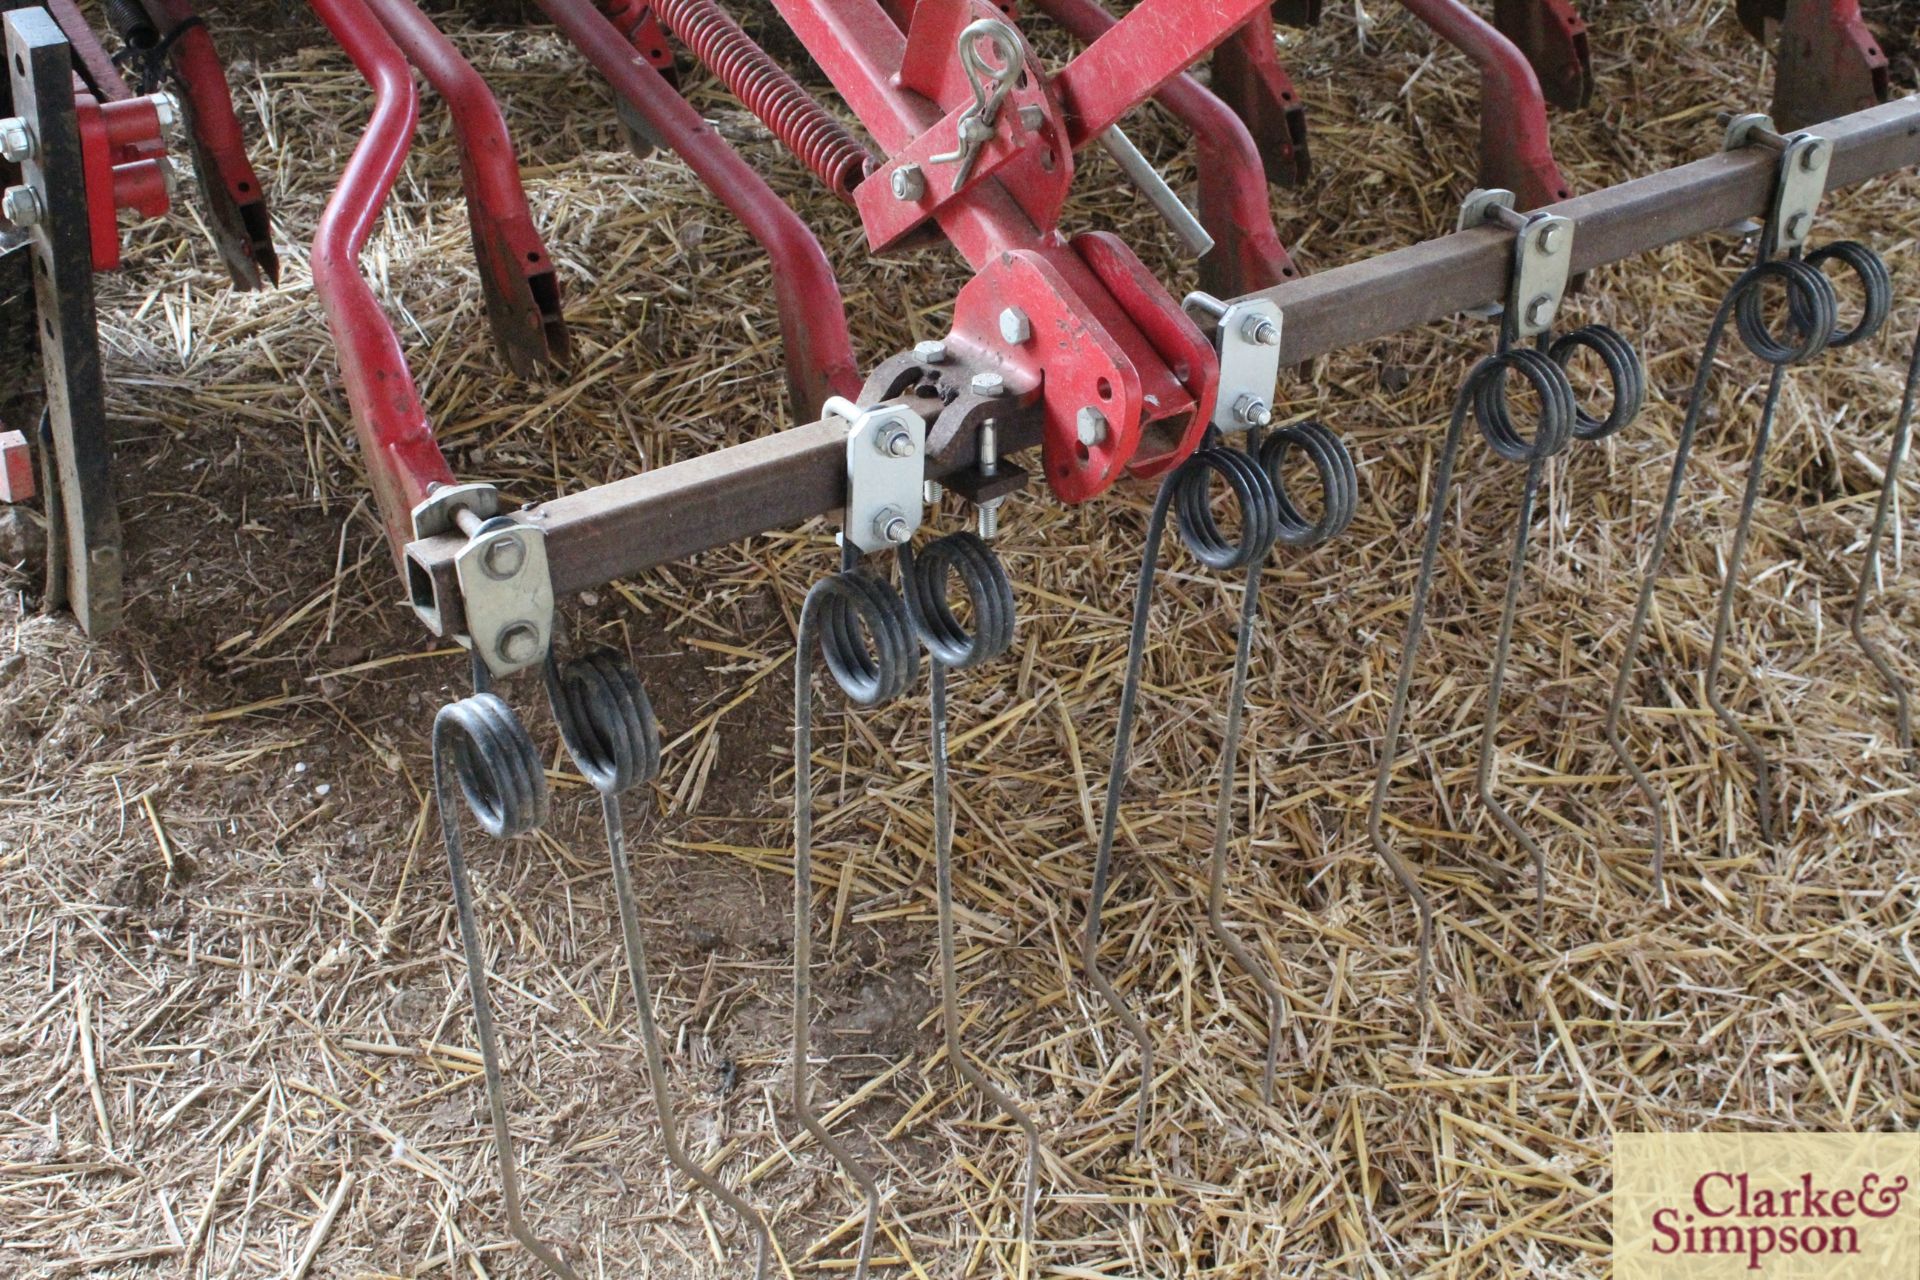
<box><xmin>1768</xmin><ymin>0</ymin><xmax>1888</xmax><ymax>132</ymax></box>
<box><xmin>144</xmin><ymin>0</ymin><xmax>280</xmax><ymax>288</ymax></box>
<box><xmin>536</xmin><ymin>0</ymin><xmax>860</xmax><ymax>420</ymax></box>
<box><xmin>1396</xmin><ymin>0</ymin><xmax>1571</xmax><ymax>209</ymax></box>
<box><xmin>362</xmin><ymin>0</ymin><xmax>569</xmax><ymax>377</ymax></box>
<box><xmin>1030</xmin><ymin>0</ymin><xmax>1298</xmax><ymax>293</ymax></box>
<box><xmin>307</xmin><ymin>0</ymin><xmax>457</xmax><ymax>565</ymax></box>
<box><xmin>1207</xmin><ymin>15</ymin><xmax>1311</xmax><ymax>188</ymax></box>
<box><xmin>770</xmin><ymin>0</ymin><xmax>1271</xmax><ymax>500</ymax></box>
<box><xmin>1491</xmin><ymin>0</ymin><xmax>1590</xmax><ymax>112</ymax></box>
<box><xmin>74</xmin><ymin>91</ymin><xmax>169</xmax><ymax>270</ymax></box>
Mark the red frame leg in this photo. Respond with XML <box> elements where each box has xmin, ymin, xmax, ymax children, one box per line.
<box><xmin>1491</xmin><ymin>0</ymin><xmax>1591</xmax><ymax>112</ymax></box>
<box><xmin>362</xmin><ymin>0</ymin><xmax>570</xmax><ymax>377</ymax></box>
<box><xmin>1770</xmin><ymin>0</ymin><xmax>1888</xmax><ymax>131</ymax></box>
<box><xmin>1207</xmin><ymin>15</ymin><xmax>1311</xmax><ymax>188</ymax></box>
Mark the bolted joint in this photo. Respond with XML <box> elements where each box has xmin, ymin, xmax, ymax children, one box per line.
<box><xmin>872</xmin><ymin>505</ymin><xmax>911</xmax><ymax>545</ymax></box>
<box><xmin>912</xmin><ymin>339</ymin><xmax>949</xmax><ymax>365</ymax></box>
<box><xmin>1232</xmin><ymin>394</ymin><xmax>1272</xmax><ymax>428</ymax></box>
<box><xmin>2</xmin><ymin>185</ymin><xmax>44</xmax><ymax>229</ymax></box>
<box><xmin>1240</xmin><ymin>315</ymin><xmax>1280</xmax><ymax>347</ymax></box>
<box><xmin>970</xmin><ymin>371</ymin><xmax>1005</xmax><ymax>397</ymax></box>
<box><xmin>1076</xmin><ymin>406</ymin><xmax>1109</xmax><ymax>448</ymax></box>
<box><xmin>1523</xmin><ymin>293</ymin><xmax>1556</xmax><ymax>329</ymax></box>
<box><xmin>0</xmin><ymin>117</ymin><xmax>35</xmax><ymax>165</ymax></box>
<box><xmin>876</xmin><ymin>423</ymin><xmax>917</xmax><ymax>458</ymax></box>
<box><xmin>497</xmin><ymin>621</ymin><xmax>543</xmax><ymax>666</ymax></box>
<box><xmin>480</xmin><ymin>532</ymin><xmax>526</xmax><ymax>580</ymax></box>
<box><xmin>890</xmin><ymin>162</ymin><xmax>926</xmax><ymax>202</ymax></box>
<box><xmin>999</xmin><ymin>307</ymin><xmax>1032</xmax><ymax>344</ymax></box>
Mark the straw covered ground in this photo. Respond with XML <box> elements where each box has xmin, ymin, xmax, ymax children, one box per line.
<box><xmin>3</xmin><ymin>0</ymin><xmax>1919</xmax><ymax>1275</ymax></box>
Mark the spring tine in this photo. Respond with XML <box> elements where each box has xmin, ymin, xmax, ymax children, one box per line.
<box><xmin>1700</xmin><ymin>360</ymin><xmax>1792</xmax><ymax>845</ymax></box>
<box><xmin>1085</xmin><ymin>473</ymin><xmax>1176</xmax><ymax>1150</ymax></box>
<box><xmin>545</xmin><ymin>652</ymin><xmax>774</xmax><ymax>1280</ymax></box>
<box><xmin>1849</xmin><ymin>315</ymin><xmax>1920</xmax><ymax>765</ymax></box>
<box><xmin>792</xmin><ymin>571</ymin><xmax>917</xmax><ymax>1280</ymax></box>
<box><xmin>432</xmin><ymin>694</ymin><xmax>578</xmax><ymax>1280</ymax></box>
<box><xmin>1603</xmin><ymin>259</ymin><xmax>1831</xmax><ymax>894</ymax></box>
<box><xmin>900</xmin><ymin>534</ymin><xmax>1043</xmax><ymax>1262</ymax></box>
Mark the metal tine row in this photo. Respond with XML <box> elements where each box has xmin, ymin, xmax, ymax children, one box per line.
<box><xmin>1086</xmin><ymin>424</ymin><xmax>1358</xmax><ymax>1143</ymax></box>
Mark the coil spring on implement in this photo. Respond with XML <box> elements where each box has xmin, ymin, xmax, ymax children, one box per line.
<box><xmin>431</xmin><ymin>693</ymin><xmax>579</xmax><ymax>1279</ymax></box>
<box><xmin>1471</xmin><ymin>326</ymin><xmax>1646</xmax><ymax>929</ymax></box>
<box><xmin>896</xmin><ymin>532</ymin><xmax>1048</xmax><ymax>1258</ymax></box>
<box><xmin>1366</xmin><ymin>347</ymin><xmax>1578</xmax><ymax>1003</ymax></box>
<box><xmin>650</xmin><ymin>0</ymin><xmax>874</xmax><ymax>199</ymax></box>
<box><xmin>1604</xmin><ymin>246</ymin><xmax>1889</xmax><ymax>888</ymax></box>
<box><xmin>1087</xmin><ymin>441</ymin><xmax>1281</xmax><ymax>1144</ymax></box>
<box><xmin>543</xmin><ymin>650</ymin><xmax>775</xmax><ymax>1280</ymax></box>
<box><xmin>792</xmin><ymin>569</ymin><xmax>919</xmax><ymax>1280</ymax></box>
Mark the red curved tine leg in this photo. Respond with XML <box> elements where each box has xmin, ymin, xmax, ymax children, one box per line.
<box><xmin>307</xmin><ymin>0</ymin><xmax>457</xmax><ymax>568</ymax></box>
<box><xmin>537</xmin><ymin>0</ymin><xmax>860</xmax><ymax>420</ymax></box>
<box><xmin>139</xmin><ymin>0</ymin><xmax>280</xmax><ymax>287</ymax></box>
<box><xmin>362</xmin><ymin>0</ymin><xmax>569</xmax><ymax>377</ymax></box>
<box><xmin>1396</xmin><ymin>0</ymin><xmax>1572</xmax><ymax>209</ymax></box>
<box><xmin>1207</xmin><ymin>15</ymin><xmax>1311</xmax><ymax>188</ymax></box>
<box><xmin>1491</xmin><ymin>0</ymin><xmax>1591</xmax><ymax>111</ymax></box>
<box><xmin>1031</xmin><ymin>0</ymin><xmax>1298</xmax><ymax>294</ymax></box>
<box><xmin>1770</xmin><ymin>0</ymin><xmax>1889</xmax><ymax>132</ymax></box>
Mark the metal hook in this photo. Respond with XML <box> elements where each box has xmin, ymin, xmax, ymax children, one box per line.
<box><xmin>928</xmin><ymin>18</ymin><xmax>1021</xmax><ymax>189</ymax></box>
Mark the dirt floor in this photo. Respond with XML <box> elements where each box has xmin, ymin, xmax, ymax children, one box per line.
<box><xmin>3</xmin><ymin>0</ymin><xmax>1920</xmax><ymax>1276</ymax></box>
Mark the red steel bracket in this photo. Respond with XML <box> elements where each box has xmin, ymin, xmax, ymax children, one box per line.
<box><xmin>1207</xmin><ymin>15</ymin><xmax>1311</xmax><ymax>188</ymax></box>
<box><xmin>363</xmin><ymin>0</ymin><xmax>569</xmax><ymax>377</ymax></box>
<box><xmin>73</xmin><ymin>89</ymin><xmax>170</xmax><ymax>271</ymax></box>
<box><xmin>0</xmin><ymin>427</ymin><xmax>31</xmax><ymax>503</ymax></box>
<box><xmin>1397</xmin><ymin>0</ymin><xmax>1572</xmax><ymax>209</ymax></box>
<box><xmin>537</xmin><ymin>0</ymin><xmax>861</xmax><ymax>419</ymax></box>
<box><xmin>306</xmin><ymin>0</ymin><xmax>457</xmax><ymax>566</ymax></box>
<box><xmin>1491</xmin><ymin>0</ymin><xmax>1591</xmax><ymax>112</ymax></box>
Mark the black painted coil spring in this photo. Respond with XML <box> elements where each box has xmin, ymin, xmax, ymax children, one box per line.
<box><xmin>1549</xmin><ymin>324</ymin><xmax>1646</xmax><ymax>442</ymax></box>
<box><xmin>544</xmin><ymin>649</ymin><xmax>661</xmax><ymax>795</ymax></box>
<box><xmin>1258</xmin><ymin>420</ymin><xmax>1357</xmax><ymax>547</ymax></box>
<box><xmin>899</xmin><ymin>532</ymin><xmax>1016</xmax><ymax>670</ymax></box>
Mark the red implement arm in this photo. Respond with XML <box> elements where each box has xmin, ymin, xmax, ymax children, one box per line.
<box><xmin>307</xmin><ymin>0</ymin><xmax>457</xmax><ymax>565</ymax></box>
<box><xmin>1030</xmin><ymin>0</ymin><xmax>1299</xmax><ymax>294</ymax></box>
<box><xmin>536</xmin><ymin>0</ymin><xmax>861</xmax><ymax>419</ymax></box>
<box><xmin>361</xmin><ymin>0</ymin><xmax>569</xmax><ymax>377</ymax></box>
<box><xmin>1397</xmin><ymin>0</ymin><xmax>1571</xmax><ymax>208</ymax></box>
<box><xmin>1207</xmin><ymin>15</ymin><xmax>1311</xmax><ymax>188</ymax></box>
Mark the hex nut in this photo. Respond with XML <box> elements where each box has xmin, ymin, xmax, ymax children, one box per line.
<box><xmin>1233</xmin><ymin>395</ymin><xmax>1272</xmax><ymax>428</ymax></box>
<box><xmin>480</xmin><ymin>532</ymin><xmax>526</xmax><ymax>581</ymax></box>
<box><xmin>891</xmin><ymin>163</ymin><xmax>926</xmax><ymax>201</ymax></box>
<box><xmin>1525</xmin><ymin>293</ymin><xmax>1556</xmax><ymax>328</ymax></box>
<box><xmin>913</xmin><ymin>339</ymin><xmax>949</xmax><ymax>364</ymax></box>
<box><xmin>2</xmin><ymin>185</ymin><xmax>43</xmax><ymax>229</ymax></box>
<box><xmin>970</xmin><ymin>371</ymin><xmax>1006</xmax><ymax>397</ymax></box>
<box><xmin>872</xmin><ymin>506</ymin><xmax>910</xmax><ymax>545</ymax></box>
<box><xmin>999</xmin><ymin>307</ymin><xmax>1032</xmax><ymax>344</ymax></box>
<box><xmin>1240</xmin><ymin>314</ymin><xmax>1280</xmax><ymax>347</ymax></box>
<box><xmin>877</xmin><ymin>424</ymin><xmax>916</xmax><ymax>457</ymax></box>
<box><xmin>1076</xmin><ymin>406</ymin><xmax>1109</xmax><ymax>448</ymax></box>
<box><xmin>0</xmin><ymin>118</ymin><xmax>34</xmax><ymax>165</ymax></box>
<box><xmin>497</xmin><ymin>621</ymin><xmax>542</xmax><ymax>666</ymax></box>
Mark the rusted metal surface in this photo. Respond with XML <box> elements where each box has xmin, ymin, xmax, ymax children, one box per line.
<box><xmin>1769</xmin><ymin>0</ymin><xmax>1888</xmax><ymax>132</ymax></box>
<box><xmin>1492</xmin><ymin>0</ymin><xmax>1590</xmax><ymax>112</ymax></box>
<box><xmin>1207</xmin><ymin>15</ymin><xmax>1310</xmax><ymax>188</ymax></box>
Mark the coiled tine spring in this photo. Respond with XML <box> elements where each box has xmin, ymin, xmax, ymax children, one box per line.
<box><xmin>1220</xmin><ymin>422</ymin><xmax>1357</xmax><ymax>1102</ymax></box>
<box><xmin>792</xmin><ymin>569</ymin><xmax>918</xmax><ymax>1280</ymax></box>
<box><xmin>1368</xmin><ymin>348</ymin><xmax>1573</xmax><ymax>1003</ymax></box>
<box><xmin>1604</xmin><ymin>256</ymin><xmax>1842</xmax><ymax>888</ymax></box>
<box><xmin>1472</xmin><ymin>328</ymin><xmax>1643</xmax><ymax>929</ymax></box>
<box><xmin>1849</xmin><ymin>310</ymin><xmax>1920</xmax><ymax>766</ymax></box>
<box><xmin>1089</xmin><ymin>443</ymin><xmax>1277</xmax><ymax>1145</ymax></box>
<box><xmin>431</xmin><ymin>693</ymin><xmax>578</xmax><ymax>1280</ymax></box>
<box><xmin>543</xmin><ymin>649</ymin><xmax>775</xmax><ymax>1280</ymax></box>
<box><xmin>896</xmin><ymin>532</ymin><xmax>1045</xmax><ymax>1265</ymax></box>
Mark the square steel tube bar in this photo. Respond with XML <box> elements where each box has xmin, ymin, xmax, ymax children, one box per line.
<box><xmin>405</xmin><ymin>95</ymin><xmax>1920</xmax><ymax>638</ymax></box>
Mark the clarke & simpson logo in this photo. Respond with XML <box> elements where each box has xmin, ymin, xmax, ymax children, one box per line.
<box><xmin>1614</xmin><ymin>1133</ymin><xmax>1920</xmax><ymax>1278</ymax></box>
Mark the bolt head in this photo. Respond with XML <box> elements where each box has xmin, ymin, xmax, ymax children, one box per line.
<box><xmin>497</xmin><ymin>621</ymin><xmax>542</xmax><ymax>666</ymax></box>
<box><xmin>1784</xmin><ymin>211</ymin><xmax>1809</xmax><ymax>240</ymax></box>
<box><xmin>1017</xmin><ymin>104</ymin><xmax>1046</xmax><ymax>133</ymax></box>
<box><xmin>2</xmin><ymin>185</ymin><xmax>43</xmax><ymax>228</ymax></box>
<box><xmin>1799</xmin><ymin>139</ymin><xmax>1828</xmax><ymax>172</ymax></box>
<box><xmin>998</xmin><ymin>307</ymin><xmax>1032</xmax><ymax>345</ymax></box>
<box><xmin>1233</xmin><ymin>394</ymin><xmax>1272</xmax><ymax>427</ymax></box>
<box><xmin>1240</xmin><ymin>314</ymin><xmax>1280</xmax><ymax>347</ymax></box>
<box><xmin>480</xmin><ymin>532</ymin><xmax>526</xmax><ymax>580</ymax></box>
<box><xmin>0</xmin><ymin>118</ymin><xmax>34</xmax><ymax>165</ymax></box>
<box><xmin>1535</xmin><ymin>220</ymin><xmax>1565</xmax><ymax>254</ymax></box>
<box><xmin>148</xmin><ymin>92</ymin><xmax>180</xmax><ymax>131</ymax></box>
<box><xmin>877</xmin><ymin>424</ymin><xmax>916</xmax><ymax>457</ymax></box>
<box><xmin>970</xmin><ymin>371</ymin><xmax>1006</xmax><ymax>397</ymax></box>
<box><xmin>873</xmin><ymin>506</ymin><xmax>911</xmax><ymax>545</ymax></box>
<box><xmin>913</xmin><ymin>339</ymin><xmax>949</xmax><ymax>365</ymax></box>
<box><xmin>1076</xmin><ymin>406</ymin><xmax>1109</xmax><ymax>448</ymax></box>
<box><xmin>1524</xmin><ymin>293</ymin><xmax>1555</xmax><ymax>327</ymax></box>
<box><xmin>890</xmin><ymin>162</ymin><xmax>926</xmax><ymax>201</ymax></box>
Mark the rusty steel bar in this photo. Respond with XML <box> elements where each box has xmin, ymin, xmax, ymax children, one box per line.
<box><xmin>404</xmin><ymin>95</ymin><xmax>1920</xmax><ymax>637</ymax></box>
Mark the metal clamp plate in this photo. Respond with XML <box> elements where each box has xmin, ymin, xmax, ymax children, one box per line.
<box><xmin>1186</xmin><ymin>293</ymin><xmax>1281</xmax><ymax>434</ymax></box>
<box><xmin>835</xmin><ymin>399</ymin><xmax>926</xmax><ymax>554</ymax></box>
<box><xmin>454</xmin><ymin>519</ymin><xmax>553</xmax><ymax>678</ymax></box>
<box><xmin>1723</xmin><ymin>113</ymin><xmax>1831</xmax><ymax>261</ymax></box>
<box><xmin>1458</xmin><ymin>188</ymin><xmax>1573</xmax><ymax>339</ymax></box>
